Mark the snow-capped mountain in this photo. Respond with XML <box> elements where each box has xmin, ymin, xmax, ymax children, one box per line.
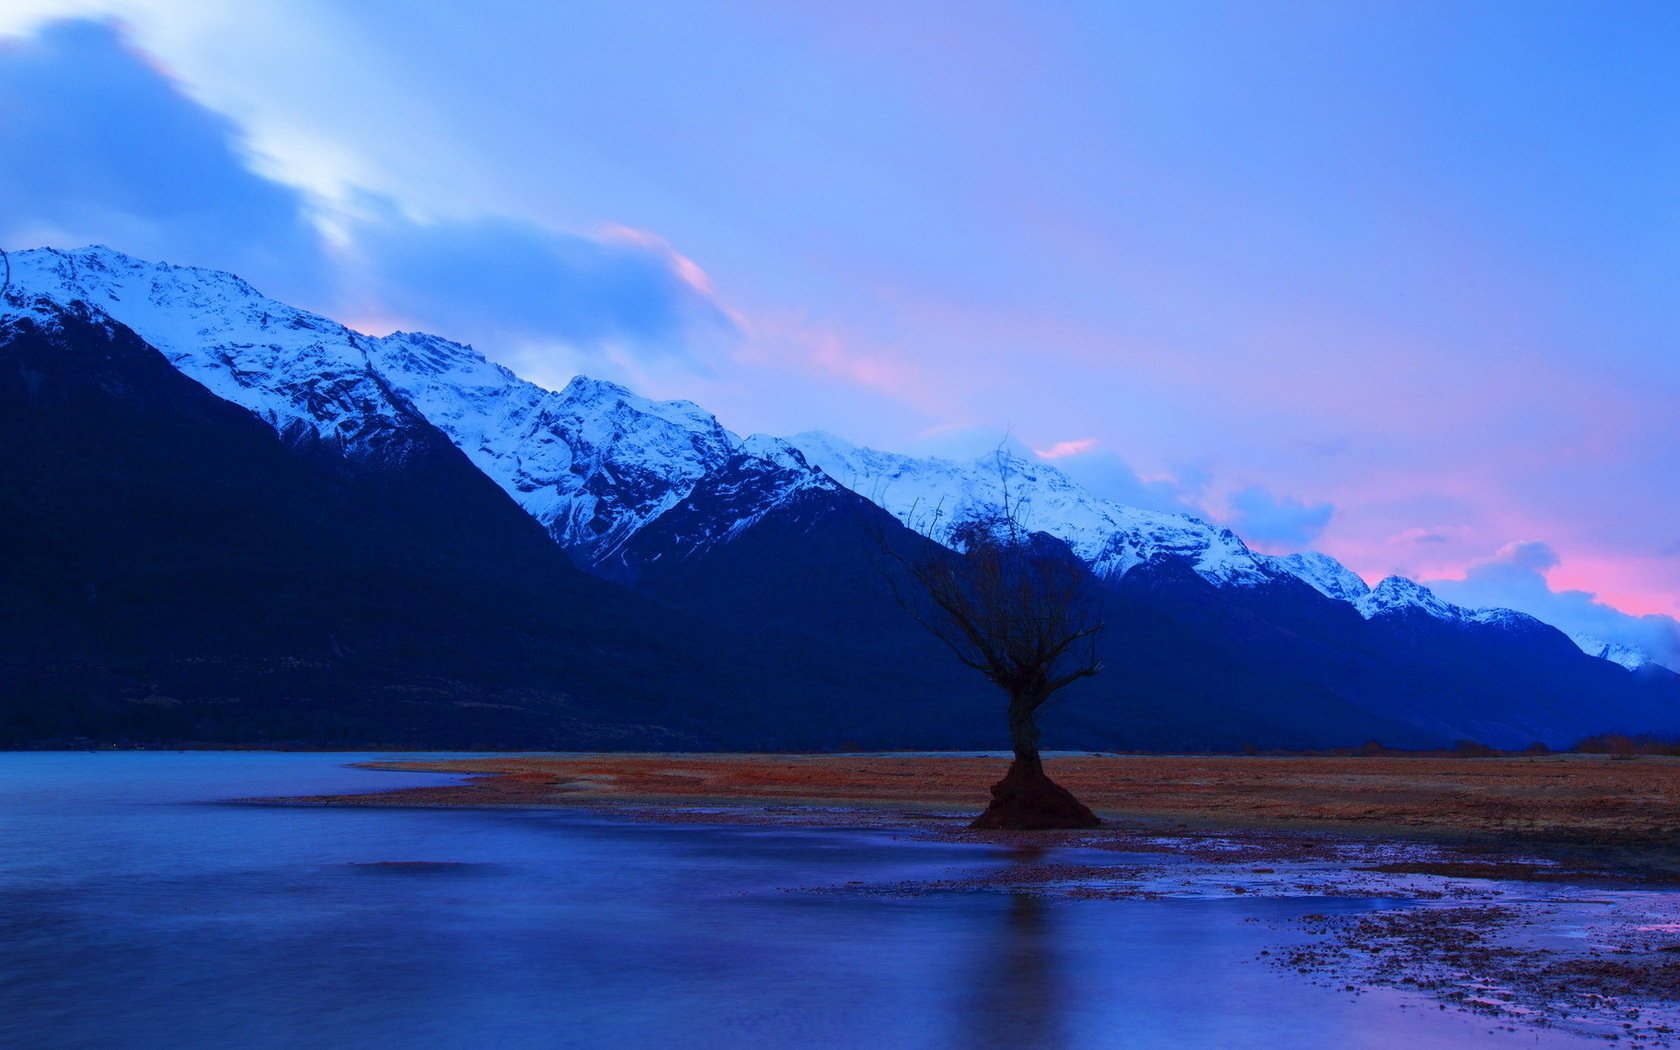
<box><xmin>1571</xmin><ymin>634</ymin><xmax>1652</xmax><ymax>672</ymax></box>
<box><xmin>787</xmin><ymin>431</ymin><xmax>1526</xmax><ymax>620</ymax></box>
<box><xmin>1260</xmin><ymin>551</ymin><xmax>1372</xmax><ymax>604</ymax></box>
<box><xmin>5</xmin><ymin>247</ymin><xmax>435</xmax><ymax>463</ymax></box>
<box><xmin>4</xmin><ymin>247</ymin><xmax>806</xmax><ymax>571</ymax></box>
<box><xmin>786</xmin><ymin>430</ymin><xmax>1653</xmax><ymax>666</ymax></box>
<box><xmin>785</xmin><ymin>431</ymin><xmax>1275</xmax><ymax>585</ymax></box>
<box><xmin>2</xmin><ymin>245</ymin><xmax>1655</xmax><ymax>670</ymax></box>
<box><xmin>1347</xmin><ymin>576</ymin><xmax>1540</xmax><ymax>629</ymax></box>
<box><xmin>1354</xmin><ymin>576</ymin><xmax>1465</xmax><ymax>621</ymax></box>
<box><xmin>369</xmin><ymin>337</ymin><xmax>742</xmax><ymax>567</ymax></box>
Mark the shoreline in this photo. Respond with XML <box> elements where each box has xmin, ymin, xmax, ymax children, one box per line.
<box><xmin>273</xmin><ymin>751</ymin><xmax>1680</xmax><ymax>880</ymax></box>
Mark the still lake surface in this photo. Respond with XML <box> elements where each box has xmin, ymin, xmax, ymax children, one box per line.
<box><xmin>0</xmin><ymin>752</ymin><xmax>1599</xmax><ymax>1048</ymax></box>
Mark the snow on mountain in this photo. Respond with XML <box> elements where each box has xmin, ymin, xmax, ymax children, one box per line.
<box><xmin>1355</xmin><ymin>576</ymin><xmax>1467</xmax><ymax>620</ymax></box>
<box><xmin>614</xmin><ymin>437</ymin><xmax>847</xmax><ymax>577</ymax></box>
<box><xmin>782</xmin><ymin>433</ymin><xmax>1666</xmax><ymax>666</ymax></box>
<box><xmin>8</xmin><ymin>245</ymin><xmax>1647</xmax><ymax>665</ymax></box>
<box><xmin>367</xmin><ymin>331</ymin><xmax>741</xmax><ymax>565</ymax></box>
<box><xmin>1262</xmin><ymin>551</ymin><xmax>1372</xmax><ymax>603</ymax></box>
<box><xmin>5</xmin><ymin>246</ymin><xmax>429</xmax><ymax>459</ymax></box>
<box><xmin>3</xmin><ymin>247</ymin><xmax>754</xmax><ymax>568</ymax></box>
<box><xmin>1571</xmin><ymin>633</ymin><xmax>1651</xmax><ymax>671</ymax></box>
<box><xmin>1346</xmin><ymin>577</ymin><xmax>1554</xmax><ymax>631</ymax></box>
<box><xmin>785</xmin><ymin>431</ymin><xmax>1278</xmax><ymax>586</ymax></box>
<box><xmin>0</xmin><ymin>247</ymin><xmax>1439</xmax><ymax>605</ymax></box>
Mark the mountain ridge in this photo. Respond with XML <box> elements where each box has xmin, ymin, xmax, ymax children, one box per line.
<box><xmin>11</xmin><ymin>244</ymin><xmax>1641</xmax><ymax>665</ymax></box>
<box><xmin>3</xmin><ymin>245</ymin><xmax>1672</xmax><ymax>705</ymax></box>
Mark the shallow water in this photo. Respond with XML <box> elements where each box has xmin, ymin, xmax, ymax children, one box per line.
<box><xmin>0</xmin><ymin>752</ymin><xmax>1598</xmax><ymax>1048</ymax></box>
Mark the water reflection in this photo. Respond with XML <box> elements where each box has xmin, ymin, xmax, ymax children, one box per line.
<box><xmin>954</xmin><ymin>891</ymin><xmax>1069</xmax><ymax>1049</ymax></box>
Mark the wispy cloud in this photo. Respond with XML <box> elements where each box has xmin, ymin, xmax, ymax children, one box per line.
<box><xmin>0</xmin><ymin>19</ymin><xmax>328</xmax><ymax>302</ymax></box>
<box><xmin>1391</xmin><ymin>525</ymin><xmax>1475</xmax><ymax>547</ymax></box>
<box><xmin>0</xmin><ymin>18</ymin><xmax>739</xmax><ymax>380</ymax></box>
<box><xmin>337</xmin><ymin>200</ymin><xmax>737</xmax><ymax>363</ymax></box>
<box><xmin>1033</xmin><ymin>437</ymin><xmax>1098</xmax><ymax>460</ymax></box>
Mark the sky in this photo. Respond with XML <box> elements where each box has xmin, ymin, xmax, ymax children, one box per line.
<box><xmin>2</xmin><ymin>2</ymin><xmax>1677</xmax><ymax>663</ymax></box>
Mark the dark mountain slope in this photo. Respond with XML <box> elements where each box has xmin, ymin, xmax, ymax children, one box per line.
<box><xmin>1087</xmin><ymin>565</ymin><xmax>1680</xmax><ymax>750</ymax></box>
<box><xmin>624</xmin><ymin>459</ymin><xmax>1003</xmax><ymax>748</ymax></box>
<box><xmin>1354</xmin><ymin>606</ymin><xmax>1680</xmax><ymax>747</ymax></box>
<box><xmin>622</xmin><ymin>466</ymin><xmax>1434</xmax><ymax>751</ymax></box>
<box><xmin>0</xmin><ymin>302</ymin><xmax>747</xmax><ymax>747</ymax></box>
<box><xmin>628</xmin><ymin>473</ymin><xmax>1680</xmax><ymax>752</ymax></box>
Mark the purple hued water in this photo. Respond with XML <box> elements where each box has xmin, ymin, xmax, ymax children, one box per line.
<box><xmin>0</xmin><ymin>753</ymin><xmax>1596</xmax><ymax>1048</ymax></box>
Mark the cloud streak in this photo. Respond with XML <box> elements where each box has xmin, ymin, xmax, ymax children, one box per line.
<box><xmin>0</xmin><ymin>19</ymin><xmax>328</xmax><ymax>303</ymax></box>
<box><xmin>0</xmin><ymin>18</ymin><xmax>737</xmax><ymax>380</ymax></box>
<box><xmin>1033</xmin><ymin>437</ymin><xmax>1098</xmax><ymax>460</ymax></box>
<box><xmin>340</xmin><ymin>203</ymin><xmax>736</xmax><ymax>363</ymax></box>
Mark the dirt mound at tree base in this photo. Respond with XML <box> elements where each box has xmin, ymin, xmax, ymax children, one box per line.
<box><xmin>970</xmin><ymin>760</ymin><xmax>1102</xmax><ymax>829</ymax></box>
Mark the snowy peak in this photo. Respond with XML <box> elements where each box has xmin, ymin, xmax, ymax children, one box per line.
<box><xmin>1356</xmin><ymin>576</ymin><xmax>1464</xmax><ymax>621</ymax></box>
<box><xmin>359</xmin><ymin>337</ymin><xmax>744</xmax><ymax>565</ymax></box>
<box><xmin>551</xmin><ymin>375</ymin><xmax>737</xmax><ymax>472</ymax></box>
<box><xmin>607</xmin><ymin>438</ymin><xmax>845</xmax><ymax>580</ymax></box>
<box><xmin>1349</xmin><ymin>575</ymin><xmax>1659</xmax><ymax>668</ymax></box>
<box><xmin>8</xmin><ymin>244</ymin><xmax>265</xmax><ymax>307</ymax></box>
<box><xmin>1263</xmin><ymin>551</ymin><xmax>1371</xmax><ymax>603</ymax></box>
<box><xmin>4</xmin><ymin>246</ymin><xmax>765</xmax><ymax>571</ymax></box>
<box><xmin>1571</xmin><ymin>633</ymin><xmax>1651</xmax><ymax>671</ymax></box>
<box><xmin>528</xmin><ymin>377</ymin><xmax>744</xmax><ymax>564</ymax></box>
<box><xmin>785</xmin><ymin>430</ymin><xmax>1277</xmax><ymax>587</ymax></box>
<box><xmin>375</xmin><ymin>330</ymin><xmax>520</xmax><ymax>395</ymax></box>
<box><xmin>738</xmin><ymin>433</ymin><xmax>819</xmax><ymax>474</ymax></box>
<box><xmin>354</xmin><ymin>350</ymin><xmax>744</xmax><ymax>566</ymax></box>
<box><xmin>5</xmin><ymin>246</ymin><xmax>427</xmax><ymax>456</ymax></box>
<box><xmin>558</xmin><ymin>375</ymin><xmax>725</xmax><ymax>435</ymax></box>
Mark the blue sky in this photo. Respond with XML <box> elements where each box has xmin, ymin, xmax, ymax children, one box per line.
<box><xmin>2</xmin><ymin>2</ymin><xmax>1677</xmax><ymax>661</ymax></box>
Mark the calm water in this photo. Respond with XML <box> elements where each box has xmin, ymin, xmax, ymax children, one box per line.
<box><xmin>0</xmin><ymin>753</ymin><xmax>1592</xmax><ymax>1048</ymax></box>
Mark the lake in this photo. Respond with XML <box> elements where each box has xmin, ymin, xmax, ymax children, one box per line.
<box><xmin>0</xmin><ymin>752</ymin><xmax>1604</xmax><ymax>1048</ymax></box>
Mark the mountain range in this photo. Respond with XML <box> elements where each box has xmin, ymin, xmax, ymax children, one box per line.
<box><xmin>2</xmin><ymin>245</ymin><xmax>1675</xmax><ymax>750</ymax></box>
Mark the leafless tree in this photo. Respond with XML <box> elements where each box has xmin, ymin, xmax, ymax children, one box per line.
<box><xmin>879</xmin><ymin>451</ymin><xmax>1105</xmax><ymax>829</ymax></box>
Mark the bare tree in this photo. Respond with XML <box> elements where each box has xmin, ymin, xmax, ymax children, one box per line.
<box><xmin>880</xmin><ymin>452</ymin><xmax>1105</xmax><ymax>829</ymax></box>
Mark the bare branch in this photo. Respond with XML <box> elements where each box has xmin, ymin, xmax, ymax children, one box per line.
<box><xmin>864</xmin><ymin>443</ymin><xmax>1107</xmax><ymax>761</ymax></box>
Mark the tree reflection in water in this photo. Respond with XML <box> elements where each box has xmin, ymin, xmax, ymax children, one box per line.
<box><xmin>954</xmin><ymin>844</ymin><xmax>1071</xmax><ymax>1049</ymax></box>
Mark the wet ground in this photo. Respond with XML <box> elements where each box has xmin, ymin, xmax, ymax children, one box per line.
<box><xmin>282</xmin><ymin>751</ymin><xmax>1680</xmax><ymax>1046</ymax></box>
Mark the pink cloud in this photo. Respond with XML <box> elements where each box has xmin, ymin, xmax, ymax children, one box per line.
<box><xmin>1546</xmin><ymin>555</ymin><xmax>1680</xmax><ymax>619</ymax></box>
<box><xmin>1033</xmin><ymin>437</ymin><xmax>1098</xmax><ymax>460</ymax></box>
<box><xmin>724</xmin><ymin>305</ymin><xmax>960</xmax><ymax>418</ymax></box>
<box><xmin>598</xmin><ymin>223</ymin><xmax>716</xmax><ymax>295</ymax></box>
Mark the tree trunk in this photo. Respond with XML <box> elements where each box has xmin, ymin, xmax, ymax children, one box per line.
<box><xmin>970</xmin><ymin>691</ymin><xmax>1102</xmax><ymax>830</ymax></box>
<box><xmin>1007</xmin><ymin>694</ymin><xmax>1043</xmax><ymax>775</ymax></box>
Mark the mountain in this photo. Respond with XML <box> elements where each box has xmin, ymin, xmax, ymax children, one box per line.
<box><xmin>5</xmin><ymin>246</ymin><xmax>1641</xmax><ymax>657</ymax></box>
<box><xmin>786</xmin><ymin>431</ymin><xmax>1276</xmax><ymax>585</ymax></box>
<box><xmin>0</xmin><ymin>296</ymin><xmax>708</xmax><ymax>747</ymax></box>
<box><xmin>6</xmin><ymin>247</ymin><xmax>750</xmax><ymax>575</ymax></box>
<box><xmin>0</xmin><ymin>294</ymin><xmax>995</xmax><ymax>750</ymax></box>
<box><xmin>4</xmin><ymin>245</ymin><xmax>1676</xmax><ymax>750</ymax></box>
<box><xmin>1262</xmin><ymin>551</ymin><xmax>1373</xmax><ymax>604</ymax></box>
<box><xmin>1571</xmin><ymin>633</ymin><xmax>1653</xmax><ymax>672</ymax></box>
<box><xmin>787</xmin><ymin>429</ymin><xmax>1670</xmax><ymax>670</ymax></box>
